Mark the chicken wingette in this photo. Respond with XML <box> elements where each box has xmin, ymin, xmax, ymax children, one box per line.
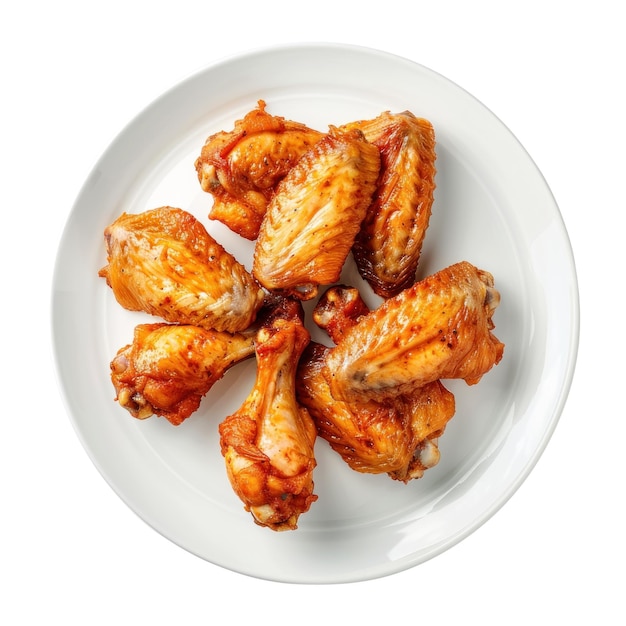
<box><xmin>323</xmin><ymin>261</ymin><xmax>504</xmax><ymax>404</ymax></box>
<box><xmin>219</xmin><ymin>299</ymin><xmax>317</xmax><ymax>530</ymax></box>
<box><xmin>340</xmin><ymin>111</ymin><xmax>437</xmax><ymax>298</ymax></box>
<box><xmin>296</xmin><ymin>285</ymin><xmax>455</xmax><ymax>482</ymax></box>
<box><xmin>195</xmin><ymin>100</ymin><xmax>323</xmax><ymax>240</ymax></box>
<box><xmin>99</xmin><ymin>207</ymin><xmax>265</xmax><ymax>332</ymax></box>
<box><xmin>297</xmin><ymin>342</ymin><xmax>453</xmax><ymax>482</ymax></box>
<box><xmin>110</xmin><ymin>323</ymin><xmax>256</xmax><ymax>425</ymax></box>
<box><xmin>252</xmin><ymin>126</ymin><xmax>381</xmax><ymax>300</ymax></box>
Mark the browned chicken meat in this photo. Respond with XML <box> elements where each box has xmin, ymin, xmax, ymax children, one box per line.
<box><xmin>297</xmin><ymin>343</ymin><xmax>454</xmax><ymax>482</ymax></box>
<box><xmin>219</xmin><ymin>299</ymin><xmax>318</xmax><ymax>530</ymax></box>
<box><xmin>324</xmin><ymin>261</ymin><xmax>505</xmax><ymax>404</ymax></box>
<box><xmin>252</xmin><ymin>127</ymin><xmax>381</xmax><ymax>300</ymax></box>
<box><xmin>297</xmin><ymin>285</ymin><xmax>455</xmax><ymax>482</ymax></box>
<box><xmin>110</xmin><ymin>323</ymin><xmax>256</xmax><ymax>426</ymax></box>
<box><xmin>99</xmin><ymin>207</ymin><xmax>265</xmax><ymax>332</ymax></box>
<box><xmin>194</xmin><ymin>100</ymin><xmax>323</xmax><ymax>240</ymax></box>
<box><xmin>340</xmin><ymin>111</ymin><xmax>436</xmax><ymax>298</ymax></box>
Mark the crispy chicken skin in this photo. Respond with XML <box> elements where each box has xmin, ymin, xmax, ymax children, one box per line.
<box><xmin>110</xmin><ymin>323</ymin><xmax>256</xmax><ymax>426</ymax></box>
<box><xmin>297</xmin><ymin>342</ymin><xmax>454</xmax><ymax>482</ymax></box>
<box><xmin>297</xmin><ymin>285</ymin><xmax>455</xmax><ymax>482</ymax></box>
<box><xmin>341</xmin><ymin>111</ymin><xmax>436</xmax><ymax>298</ymax></box>
<box><xmin>219</xmin><ymin>299</ymin><xmax>318</xmax><ymax>531</ymax></box>
<box><xmin>324</xmin><ymin>261</ymin><xmax>504</xmax><ymax>403</ymax></box>
<box><xmin>252</xmin><ymin>127</ymin><xmax>381</xmax><ymax>300</ymax></box>
<box><xmin>195</xmin><ymin>100</ymin><xmax>323</xmax><ymax>240</ymax></box>
<box><xmin>98</xmin><ymin>207</ymin><xmax>265</xmax><ymax>332</ymax></box>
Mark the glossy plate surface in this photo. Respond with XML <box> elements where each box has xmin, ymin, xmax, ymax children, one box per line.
<box><xmin>52</xmin><ymin>43</ymin><xmax>579</xmax><ymax>583</ymax></box>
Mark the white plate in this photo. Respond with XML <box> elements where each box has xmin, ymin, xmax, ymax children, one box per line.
<box><xmin>52</xmin><ymin>43</ymin><xmax>579</xmax><ymax>583</ymax></box>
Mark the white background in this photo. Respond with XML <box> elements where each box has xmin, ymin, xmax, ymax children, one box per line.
<box><xmin>2</xmin><ymin>1</ymin><xmax>623</xmax><ymax>623</ymax></box>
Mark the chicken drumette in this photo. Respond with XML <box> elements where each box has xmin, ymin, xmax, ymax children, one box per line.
<box><xmin>110</xmin><ymin>323</ymin><xmax>256</xmax><ymax>426</ymax></box>
<box><xmin>195</xmin><ymin>100</ymin><xmax>323</xmax><ymax>240</ymax></box>
<box><xmin>219</xmin><ymin>299</ymin><xmax>318</xmax><ymax>530</ymax></box>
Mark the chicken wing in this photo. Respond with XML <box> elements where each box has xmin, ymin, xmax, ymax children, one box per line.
<box><xmin>99</xmin><ymin>207</ymin><xmax>265</xmax><ymax>332</ymax></box>
<box><xmin>252</xmin><ymin>127</ymin><xmax>381</xmax><ymax>300</ymax></box>
<box><xmin>194</xmin><ymin>100</ymin><xmax>323</xmax><ymax>240</ymax></box>
<box><xmin>324</xmin><ymin>261</ymin><xmax>505</xmax><ymax>403</ymax></box>
<box><xmin>297</xmin><ymin>342</ymin><xmax>454</xmax><ymax>482</ymax></box>
<box><xmin>340</xmin><ymin>111</ymin><xmax>437</xmax><ymax>298</ymax></box>
<box><xmin>296</xmin><ymin>285</ymin><xmax>455</xmax><ymax>481</ymax></box>
<box><xmin>110</xmin><ymin>323</ymin><xmax>256</xmax><ymax>425</ymax></box>
<box><xmin>218</xmin><ymin>298</ymin><xmax>317</xmax><ymax>530</ymax></box>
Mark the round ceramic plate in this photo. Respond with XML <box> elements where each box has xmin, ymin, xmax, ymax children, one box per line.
<box><xmin>52</xmin><ymin>43</ymin><xmax>579</xmax><ymax>583</ymax></box>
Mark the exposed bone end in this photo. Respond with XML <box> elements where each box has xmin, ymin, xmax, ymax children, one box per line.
<box><xmin>115</xmin><ymin>386</ymin><xmax>154</xmax><ymax>420</ymax></box>
<box><xmin>313</xmin><ymin>285</ymin><xmax>370</xmax><ymax>343</ymax></box>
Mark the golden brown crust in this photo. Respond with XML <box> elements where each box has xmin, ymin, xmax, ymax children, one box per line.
<box><xmin>297</xmin><ymin>342</ymin><xmax>455</xmax><ymax>482</ymax></box>
<box><xmin>342</xmin><ymin>111</ymin><xmax>437</xmax><ymax>297</ymax></box>
<box><xmin>99</xmin><ymin>206</ymin><xmax>265</xmax><ymax>332</ymax></box>
<box><xmin>195</xmin><ymin>100</ymin><xmax>323</xmax><ymax>240</ymax></box>
<box><xmin>219</xmin><ymin>301</ymin><xmax>318</xmax><ymax>530</ymax></box>
<box><xmin>252</xmin><ymin>127</ymin><xmax>381</xmax><ymax>299</ymax></box>
<box><xmin>323</xmin><ymin>261</ymin><xmax>504</xmax><ymax>403</ymax></box>
<box><xmin>110</xmin><ymin>323</ymin><xmax>256</xmax><ymax>425</ymax></box>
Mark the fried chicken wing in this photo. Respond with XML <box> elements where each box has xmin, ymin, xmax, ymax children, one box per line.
<box><xmin>194</xmin><ymin>100</ymin><xmax>323</xmax><ymax>240</ymax></box>
<box><xmin>99</xmin><ymin>207</ymin><xmax>265</xmax><ymax>332</ymax></box>
<box><xmin>218</xmin><ymin>299</ymin><xmax>317</xmax><ymax>530</ymax></box>
<box><xmin>297</xmin><ymin>342</ymin><xmax>454</xmax><ymax>482</ymax></box>
<box><xmin>296</xmin><ymin>285</ymin><xmax>455</xmax><ymax>481</ymax></box>
<box><xmin>324</xmin><ymin>261</ymin><xmax>505</xmax><ymax>403</ymax></box>
<box><xmin>110</xmin><ymin>323</ymin><xmax>256</xmax><ymax>425</ymax></box>
<box><xmin>252</xmin><ymin>127</ymin><xmax>380</xmax><ymax>299</ymax></box>
<box><xmin>339</xmin><ymin>111</ymin><xmax>436</xmax><ymax>298</ymax></box>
